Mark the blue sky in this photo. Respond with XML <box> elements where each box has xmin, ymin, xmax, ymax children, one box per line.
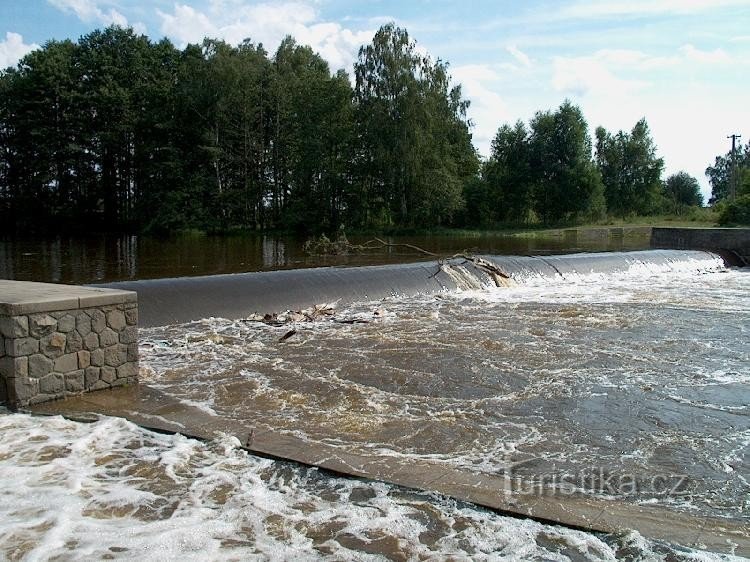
<box><xmin>1</xmin><ymin>1</ymin><xmax>749</xmax><ymax>199</ymax></box>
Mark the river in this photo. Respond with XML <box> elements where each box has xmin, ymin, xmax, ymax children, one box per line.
<box><xmin>0</xmin><ymin>232</ymin><xmax>748</xmax><ymax>560</ymax></box>
<box><xmin>0</xmin><ymin>228</ymin><xmax>650</xmax><ymax>284</ymax></box>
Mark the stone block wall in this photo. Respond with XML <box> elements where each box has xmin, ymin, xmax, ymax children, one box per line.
<box><xmin>0</xmin><ymin>283</ymin><xmax>138</xmax><ymax>409</ymax></box>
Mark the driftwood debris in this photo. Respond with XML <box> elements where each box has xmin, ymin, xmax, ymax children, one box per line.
<box><xmin>304</xmin><ymin>233</ymin><xmax>513</xmax><ymax>286</ymax></box>
<box><xmin>443</xmin><ymin>255</ymin><xmax>513</xmax><ymax>287</ymax></box>
<box><xmin>245</xmin><ymin>301</ymin><xmax>382</xmax><ymax>330</ymax></box>
<box><xmin>355</xmin><ymin>237</ymin><xmax>439</xmax><ymax>257</ymax></box>
<box><xmin>303</xmin><ymin>233</ymin><xmax>440</xmax><ymax>257</ymax></box>
<box><xmin>251</xmin><ymin>238</ymin><xmax>514</xmax><ymax>334</ymax></box>
<box><xmin>244</xmin><ymin>302</ymin><xmax>338</xmax><ymax>326</ymax></box>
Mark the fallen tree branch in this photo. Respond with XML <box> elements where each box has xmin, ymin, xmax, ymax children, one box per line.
<box><xmin>354</xmin><ymin>237</ymin><xmax>440</xmax><ymax>257</ymax></box>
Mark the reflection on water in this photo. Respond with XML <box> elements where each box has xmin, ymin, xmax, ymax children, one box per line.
<box><xmin>0</xmin><ymin>227</ymin><xmax>651</xmax><ymax>284</ymax></box>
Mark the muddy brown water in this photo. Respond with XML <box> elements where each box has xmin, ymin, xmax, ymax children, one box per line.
<box><xmin>1</xmin><ymin>232</ymin><xmax>748</xmax><ymax>560</ymax></box>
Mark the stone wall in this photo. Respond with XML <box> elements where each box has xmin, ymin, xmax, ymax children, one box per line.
<box><xmin>0</xmin><ymin>282</ymin><xmax>138</xmax><ymax>409</ymax></box>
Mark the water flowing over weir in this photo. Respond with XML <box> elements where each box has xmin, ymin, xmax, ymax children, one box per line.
<box><xmin>99</xmin><ymin>249</ymin><xmax>724</xmax><ymax>327</ymax></box>
<box><xmin>19</xmin><ymin>248</ymin><xmax>749</xmax><ymax>559</ymax></box>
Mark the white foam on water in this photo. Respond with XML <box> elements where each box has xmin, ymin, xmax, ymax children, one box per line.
<box><xmin>1</xmin><ymin>412</ymin><xmax>743</xmax><ymax>561</ymax></box>
<box><xmin>460</xmin><ymin>259</ymin><xmax>743</xmax><ymax>310</ymax></box>
<box><xmin>116</xmin><ymin>256</ymin><xmax>750</xmax><ymax>556</ymax></box>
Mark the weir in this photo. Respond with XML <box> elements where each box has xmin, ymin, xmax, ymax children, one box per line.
<box><xmin>10</xmin><ymin>248</ymin><xmax>749</xmax><ymax>556</ymax></box>
<box><xmin>100</xmin><ymin>249</ymin><xmax>721</xmax><ymax>327</ymax></box>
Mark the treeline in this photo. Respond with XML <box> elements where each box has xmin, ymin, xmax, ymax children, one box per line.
<box><xmin>466</xmin><ymin>107</ymin><xmax>705</xmax><ymax>226</ymax></box>
<box><xmin>0</xmin><ymin>24</ymin><xmax>713</xmax><ymax>234</ymax></box>
<box><xmin>705</xmin><ymin>141</ymin><xmax>750</xmax><ymax>225</ymax></box>
<box><xmin>0</xmin><ymin>25</ymin><xmax>475</xmax><ymax>233</ymax></box>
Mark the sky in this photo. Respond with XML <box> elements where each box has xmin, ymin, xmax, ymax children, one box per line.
<box><xmin>1</xmin><ymin>1</ymin><xmax>749</xmax><ymax>200</ymax></box>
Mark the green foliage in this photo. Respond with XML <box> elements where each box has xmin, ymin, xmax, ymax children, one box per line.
<box><xmin>718</xmin><ymin>194</ymin><xmax>750</xmax><ymax>226</ymax></box>
<box><xmin>0</xmin><ymin>28</ymin><xmax>187</xmax><ymax>231</ymax></box>
<box><xmin>529</xmin><ymin>101</ymin><xmax>605</xmax><ymax>223</ymax></box>
<box><xmin>705</xmin><ymin>141</ymin><xmax>749</xmax><ymax>204</ymax></box>
<box><xmin>484</xmin><ymin>121</ymin><xmax>532</xmax><ymax>223</ymax></box>
<box><xmin>353</xmin><ymin>24</ymin><xmax>478</xmax><ymax>228</ymax></box>
<box><xmin>467</xmin><ymin>101</ymin><xmax>604</xmax><ymax>226</ymax></box>
<box><xmin>0</xmin><ymin>23</ymin><xmax>480</xmax><ymax>233</ymax></box>
<box><xmin>715</xmin><ymin>164</ymin><xmax>750</xmax><ymax>225</ymax></box>
<box><xmin>595</xmin><ymin>118</ymin><xmax>664</xmax><ymax>217</ymax></box>
<box><xmin>0</xmin><ymin>23</ymin><xmax>728</xmax><ymax>234</ymax></box>
<box><xmin>663</xmin><ymin>171</ymin><xmax>703</xmax><ymax>215</ymax></box>
<box><xmin>460</xmin><ymin>173</ymin><xmax>496</xmax><ymax>226</ymax></box>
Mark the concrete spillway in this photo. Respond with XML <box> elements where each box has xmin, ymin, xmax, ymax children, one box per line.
<box><xmin>98</xmin><ymin>249</ymin><xmax>724</xmax><ymax>327</ymax></box>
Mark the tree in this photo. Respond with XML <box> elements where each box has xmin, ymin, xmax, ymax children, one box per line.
<box><xmin>717</xmin><ymin>166</ymin><xmax>750</xmax><ymax>226</ymax></box>
<box><xmin>595</xmin><ymin>118</ymin><xmax>664</xmax><ymax>217</ymax></box>
<box><xmin>0</xmin><ymin>39</ymin><xmax>81</xmax><ymax>228</ymax></box>
<box><xmin>529</xmin><ymin>101</ymin><xmax>605</xmax><ymax>223</ymax></box>
<box><xmin>74</xmin><ymin>27</ymin><xmax>166</xmax><ymax>227</ymax></box>
<box><xmin>483</xmin><ymin>121</ymin><xmax>533</xmax><ymax>223</ymax></box>
<box><xmin>459</xmin><ymin>170</ymin><xmax>495</xmax><ymax>226</ymax></box>
<box><xmin>706</xmin><ymin>141</ymin><xmax>749</xmax><ymax>204</ymax></box>
<box><xmin>664</xmin><ymin>172</ymin><xmax>703</xmax><ymax>214</ymax></box>
<box><xmin>271</xmin><ymin>38</ymin><xmax>354</xmax><ymax>231</ymax></box>
<box><xmin>353</xmin><ymin>24</ymin><xmax>478</xmax><ymax>228</ymax></box>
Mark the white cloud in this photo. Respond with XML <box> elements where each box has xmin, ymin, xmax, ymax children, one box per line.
<box><xmin>0</xmin><ymin>32</ymin><xmax>39</xmax><ymax>69</ymax></box>
<box><xmin>158</xmin><ymin>1</ymin><xmax>373</xmax><ymax>71</ymax></box>
<box><xmin>451</xmin><ymin>64</ymin><xmax>512</xmax><ymax>156</ymax></box>
<box><xmin>550</xmin><ymin>42</ymin><xmax>732</xmax><ymax>99</ymax></box>
<box><xmin>552</xmin><ymin>55</ymin><xmax>649</xmax><ymax>97</ymax></box>
<box><xmin>48</xmin><ymin>0</ymin><xmax>129</xmax><ymax>27</ymax></box>
<box><xmin>679</xmin><ymin>44</ymin><xmax>731</xmax><ymax>64</ymax></box>
<box><xmin>506</xmin><ymin>44</ymin><xmax>531</xmax><ymax>68</ymax></box>
<box><xmin>591</xmin><ymin>49</ymin><xmax>678</xmax><ymax>70</ymax></box>
<box><xmin>159</xmin><ymin>4</ymin><xmax>217</xmax><ymax>44</ymax></box>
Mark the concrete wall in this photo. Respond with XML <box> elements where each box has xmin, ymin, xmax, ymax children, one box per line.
<box><xmin>651</xmin><ymin>227</ymin><xmax>750</xmax><ymax>264</ymax></box>
<box><xmin>0</xmin><ymin>282</ymin><xmax>138</xmax><ymax>409</ymax></box>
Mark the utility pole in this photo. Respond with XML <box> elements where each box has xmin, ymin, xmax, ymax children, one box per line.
<box><xmin>728</xmin><ymin>133</ymin><xmax>741</xmax><ymax>201</ymax></box>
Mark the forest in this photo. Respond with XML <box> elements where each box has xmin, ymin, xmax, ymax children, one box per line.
<box><xmin>0</xmin><ymin>24</ymin><xmax>747</xmax><ymax>234</ymax></box>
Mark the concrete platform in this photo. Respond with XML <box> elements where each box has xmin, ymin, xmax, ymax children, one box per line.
<box><xmin>31</xmin><ymin>385</ymin><xmax>750</xmax><ymax>557</ymax></box>
<box><xmin>0</xmin><ymin>280</ymin><xmax>136</xmax><ymax>315</ymax></box>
